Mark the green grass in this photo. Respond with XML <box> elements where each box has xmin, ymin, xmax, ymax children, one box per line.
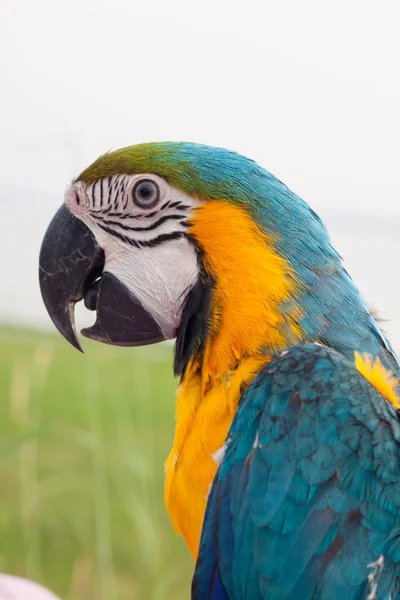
<box><xmin>0</xmin><ymin>326</ymin><xmax>193</xmax><ymax>599</ymax></box>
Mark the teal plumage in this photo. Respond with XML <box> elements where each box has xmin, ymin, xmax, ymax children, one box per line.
<box><xmin>193</xmin><ymin>344</ymin><xmax>400</xmax><ymax>599</ymax></box>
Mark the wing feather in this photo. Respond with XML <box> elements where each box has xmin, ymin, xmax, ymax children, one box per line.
<box><xmin>193</xmin><ymin>344</ymin><xmax>400</xmax><ymax>599</ymax></box>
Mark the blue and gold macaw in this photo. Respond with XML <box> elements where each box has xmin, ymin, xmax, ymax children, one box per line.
<box><xmin>39</xmin><ymin>143</ymin><xmax>400</xmax><ymax>599</ymax></box>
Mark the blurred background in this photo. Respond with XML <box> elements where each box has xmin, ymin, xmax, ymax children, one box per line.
<box><xmin>1</xmin><ymin>1</ymin><xmax>399</xmax><ymax>598</ymax></box>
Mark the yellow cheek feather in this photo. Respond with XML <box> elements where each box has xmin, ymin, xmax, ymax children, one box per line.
<box><xmin>164</xmin><ymin>201</ymin><xmax>301</xmax><ymax>560</ymax></box>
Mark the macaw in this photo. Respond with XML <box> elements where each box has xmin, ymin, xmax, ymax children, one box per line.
<box><xmin>39</xmin><ymin>143</ymin><xmax>400</xmax><ymax>599</ymax></box>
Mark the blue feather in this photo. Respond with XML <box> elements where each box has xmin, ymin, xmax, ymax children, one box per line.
<box><xmin>193</xmin><ymin>345</ymin><xmax>400</xmax><ymax>599</ymax></box>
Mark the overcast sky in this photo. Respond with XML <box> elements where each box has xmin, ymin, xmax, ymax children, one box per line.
<box><xmin>1</xmin><ymin>0</ymin><xmax>399</xmax><ymax>349</ymax></box>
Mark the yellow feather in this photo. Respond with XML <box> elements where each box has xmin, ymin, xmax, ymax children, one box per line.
<box><xmin>355</xmin><ymin>352</ymin><xmax>400</xmax><ymax>408</ymax></box>
<box><xmin>188</xmin><ymin>201</ymin><xmax>301</xmax><ymax>377</ymax></box>
<box><xmin>165</xmin><ymin>354</ymin><xmax>270</xmax><ymax>559</ymax></box>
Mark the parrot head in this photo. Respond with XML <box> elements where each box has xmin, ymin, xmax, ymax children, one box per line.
<box><xmin>39</xmin><ymin>145</ymin><xmax>204</xmax><ymax>357</ymax></box>
<box><xmin>40</xmin><ymin>141</ymin><xmax>383</xmax><ymax>379</ymax></box>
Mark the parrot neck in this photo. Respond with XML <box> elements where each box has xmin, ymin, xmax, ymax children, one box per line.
<box><xmin>165</xmin><ymin>198</ymin><xmax>400</xmax><ymax>560</ymax></box>
<box><xmin>165</xmin><ymin>200</ymin><xmax>302</xmax><ymax>559</ymax></box>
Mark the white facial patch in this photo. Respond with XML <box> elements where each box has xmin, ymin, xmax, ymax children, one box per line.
<box><xmin>104</xmin><ymin>235</ymin><xmax>199</xmax><ymax>338</ymax></box>
<box><xmin>65</xmin><ymin>174</ymin><xmax>202</xmax><ymax>339</ymax></box>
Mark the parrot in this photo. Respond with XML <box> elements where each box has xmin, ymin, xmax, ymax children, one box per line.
<box><xmin>39</xmin><ymin>142</ymin><xmax>400</xmax><ymax>599</ymax></box>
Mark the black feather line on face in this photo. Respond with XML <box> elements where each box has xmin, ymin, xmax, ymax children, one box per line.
<box><xmin>100</xmin><ymin>178</ymin><xmax>103</xmax><ymax>207</ymax></box>
<box><xmin>174</xmin><ymin>244</ymin><xmax>214</xmax><ymax>378</ymax></box>
<box><xmin>101</xmin><ymin>213</ymin><xmax>187</xmax><ymax>232</ymax></box>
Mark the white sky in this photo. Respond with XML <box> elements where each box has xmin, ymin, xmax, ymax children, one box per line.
<box><xmin>1</xmin><ymin>0</ymin><xmax>399</xmax><ymax>349</ymax></box>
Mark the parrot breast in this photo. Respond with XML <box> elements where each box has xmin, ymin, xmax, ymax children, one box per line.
<box><xmin>164</xmin><ymin>353</ymin><xmax>270</xmax><ymax>559</ymax></box>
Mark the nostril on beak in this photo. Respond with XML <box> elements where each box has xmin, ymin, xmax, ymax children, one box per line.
<box><xmin>64</xmin><ymin>184</ymin><xmax>84</xmax><ymax>214</ymax></box>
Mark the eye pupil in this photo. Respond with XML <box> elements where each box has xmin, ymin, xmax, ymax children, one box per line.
<box><xmin>139</xmin><ymin>185</ymin><xmax>151</xmax><ymax>198</ymax></box>
<box><xmin>133</xmin><ymin>179</ymin><xmax>160</xmax><ymax>208</ymax></box>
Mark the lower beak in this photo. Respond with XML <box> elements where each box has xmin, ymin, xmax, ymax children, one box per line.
<box><xmin>39</xmin><ymin>205</ymin><xmax>164</xmax><ymax>351</ymax></box>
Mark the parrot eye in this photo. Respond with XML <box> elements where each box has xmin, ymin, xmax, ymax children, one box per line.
<box><xmin>132</xmin><ymin>179</ymin><xmax>160</xmax><ymax>209</ymax></box>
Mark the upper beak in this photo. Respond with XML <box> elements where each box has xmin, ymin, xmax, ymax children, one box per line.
<box><xmin>39</xmin><ymin>204</ymin><xmax>165</xmax><ymax>351</ymax></box>
<box><xmin>39</xmin><ymin>205</ymin><xmax>104</xmax><ymax>351</ymax></box>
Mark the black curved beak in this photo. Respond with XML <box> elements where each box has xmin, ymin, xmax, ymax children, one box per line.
<box><xmin>39</xmin><ymin>205</ymin><xmax>104</xmax><ymax>351</ymax></box>
<box><xmin>39</xmin><ymin>205</ymin><xmax>164</xmax><ymax>351</ymax></box>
